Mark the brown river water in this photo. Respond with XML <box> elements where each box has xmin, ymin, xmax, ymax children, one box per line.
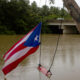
<box><xmin>0</xmin><ymin>34</ymin><xmax>80</xmax><ymax>80</ymax></box>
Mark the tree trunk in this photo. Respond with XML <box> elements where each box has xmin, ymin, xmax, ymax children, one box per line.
<box><xmin>63</xmin><ymin>0</ymin><xmax>80</xmax><ymax>32</ymax></box>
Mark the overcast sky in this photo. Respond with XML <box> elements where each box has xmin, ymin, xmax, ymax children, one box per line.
<box><xmin>29</xmin><ymin>0</ymin><xmax>80</xmax><ymax>8</ymax></box>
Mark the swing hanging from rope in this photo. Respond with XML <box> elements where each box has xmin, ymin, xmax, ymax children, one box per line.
<box><xmin>37</xmin><ymin>0</ymin><xmax>65</xmax><ymax>79</ymax></box>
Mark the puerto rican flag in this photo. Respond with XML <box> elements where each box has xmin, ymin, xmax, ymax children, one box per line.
<box><xmin>2</xmin><ymin>22</ymin><xmax>42</xmax><ymax>75</ymax></box>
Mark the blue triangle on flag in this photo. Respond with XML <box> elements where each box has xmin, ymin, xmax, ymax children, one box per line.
<box><xmin>24</xmin><ymin>22</ymin><xmax>42</xmax><ymax>47</ymax></box>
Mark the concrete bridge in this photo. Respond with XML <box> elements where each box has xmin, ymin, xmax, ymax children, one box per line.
<box><xmin>48</xmin><ymin>20</ymin><xmax>79</xmax><ymax>34</ymax></box>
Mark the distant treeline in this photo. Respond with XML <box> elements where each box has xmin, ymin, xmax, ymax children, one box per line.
<box><xmin>0</xmin><ymin>0</ymin><xmax>72</xmax><ymax>34</ymax></box>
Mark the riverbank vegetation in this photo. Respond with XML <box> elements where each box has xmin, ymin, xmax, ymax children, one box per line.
<box><xmin>0</xmin><ymin>0</ymin><xmax>72</xmax><ymax>34</ymax></box>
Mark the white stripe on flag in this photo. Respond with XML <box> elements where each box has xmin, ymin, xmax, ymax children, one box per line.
<box><xmin>4</xmin><ymin>31</ymin><xmax>32</xmax><ymax>61</ymax></box>
<box><xmin>3</xmin><ymin>47</ymin><xmax>32</xmax><ymax>68</ymax></box>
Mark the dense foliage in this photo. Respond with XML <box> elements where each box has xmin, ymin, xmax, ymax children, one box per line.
<box><xmin>0</xmin><ymin>0</ymin><xmax>72</xmax><ymax>34</ymax></box>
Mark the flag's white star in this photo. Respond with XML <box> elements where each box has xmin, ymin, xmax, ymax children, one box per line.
<box><xmin>34</xmin><ymin>35</ymin><xmax>39</xmax><ymax>41</ymax></box>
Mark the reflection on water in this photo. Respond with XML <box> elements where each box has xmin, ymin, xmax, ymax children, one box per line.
<box><xmin>0</xmin><ymin>34</ymin><xmax>80</xmax><ymax>80</ymax></box>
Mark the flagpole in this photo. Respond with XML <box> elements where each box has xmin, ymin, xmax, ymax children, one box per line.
<box><xmin>4</xmin><ymin>76</ymin><xmax>7</xmax><ymax>80</ymax></box>
<box><xmin>4</xmin><ymin>77</ymin><xmax>7</xmax><ymax>80</ymax></box>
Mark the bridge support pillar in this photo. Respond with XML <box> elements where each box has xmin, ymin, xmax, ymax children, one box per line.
<box><xmin>62</xmin><ymin>25</ymin><xmax>78</xmax><ymax>34</ymax></box>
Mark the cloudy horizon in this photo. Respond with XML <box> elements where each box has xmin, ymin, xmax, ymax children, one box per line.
<box><xmin>29</xmin><ymin>0</ymin><xmax>80</xmax><ymax>8</ymax></box>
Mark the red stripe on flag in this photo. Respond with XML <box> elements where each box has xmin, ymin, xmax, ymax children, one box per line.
<box><xmin>5</xmin><ymin>43</ymin><xmax>26</xmax><ymax>62</ymax></box>
<box><xmin>2</xmin><ymin>46</ymin><xmax>39</xmax><ymax>75</ymax></box>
